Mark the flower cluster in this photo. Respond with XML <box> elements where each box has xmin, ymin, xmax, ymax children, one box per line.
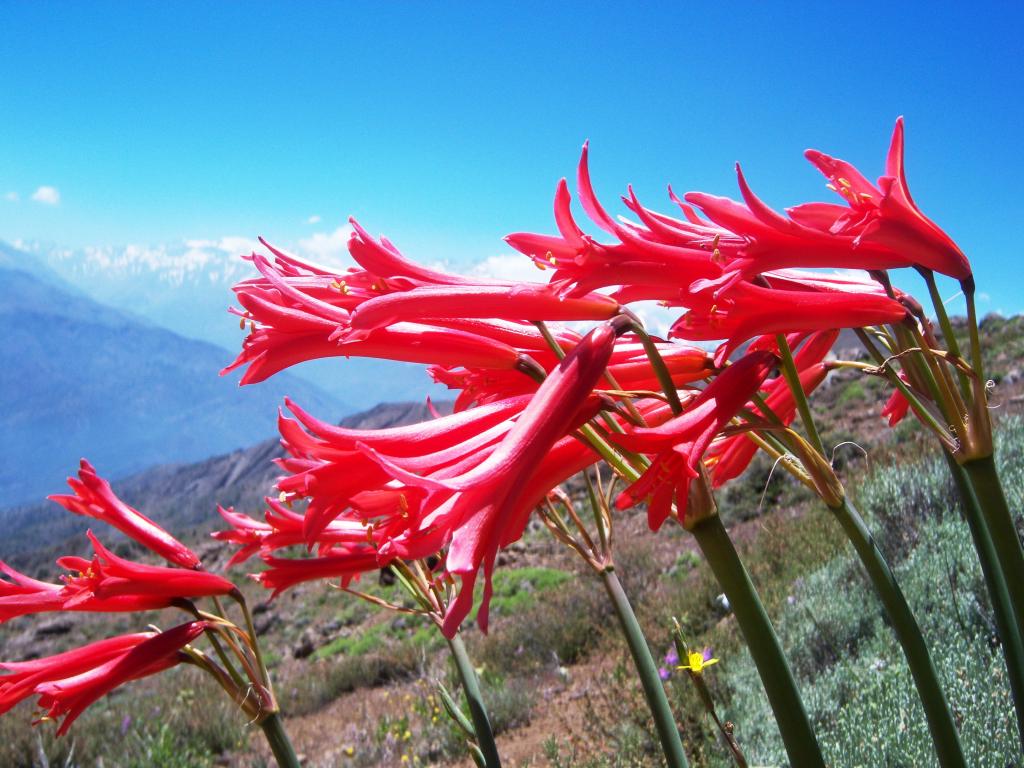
<box><xmin>6</xmin><ymin>118</ymin><xmax>999</xmax><ymax>768</ymax></box>
<box><xmin>0</xmin><ymin>461</ymin><xmax>232</xmax><ymax>733</ymax></box>
<box><xmin>215</xmin><ymin>117</ymin><xmax>973</xmax><ymax>648</ymax></box>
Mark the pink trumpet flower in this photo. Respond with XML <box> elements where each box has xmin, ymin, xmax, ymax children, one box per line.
<box><xmin>611</xmin><ymin>351</ymin><xmax>777</xmax><ymax>530</ymax></box>
<box><xmin>31</xmin><ymin>621</ymin><xmax>207</xmax><ymax>735</ymax></box>
<box><xmin>708</xmin><ymin>331</ymin><xmax>837</xmax><ymax>486</ymax></box>
<box><xmin>58</xmin><ymin>533</ymin><xmax>236</xmax><ymax>605</ymax></box>
<box><xmin>800</xmin><ymin>117</ymin><xmax>971</xmax><ymax>280</ymax></box>
<box><xmin>48</xmin><ymin>460</ymin><xmax>201</xmax><ymax>569</ymax></box>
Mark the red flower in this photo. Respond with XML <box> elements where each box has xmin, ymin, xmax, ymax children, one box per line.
<box><xmin>341</xmin><ymin>220</ymin><xmax>621</xmax><ymax>338</ymax></box>
<box><xmin>670</xmin><ymin>271</ymin><xmax>906</xmax><ymax>366</ymax></box>
<box><xmin>30</xmin><ymin>621</ymin><xmax>207</xmax><ymax>735</ymax></box>
<box><xmin>363</xmin><ymin>321</ymin><xmax>621</xmax><ymax>635</ymax></box>
<box><xmin>222</xmin><ymin>247</ymin><xmax>525</xmax><ymax>384</ymax></box>
<box><xmin>880</xmin><ymin>372</ymin><xmax>912</xmax><ymax>426</ymax></box>
<box><xmin>505</xmin><ymin>143</ymin><xmax>721</xmax><ymax>299</ymax></box>
<box><xmin>0</xmin><ymin>632</ymin><xmax>154</xmax><ymax>715</ymax></box>
<box><xmin>684</xmin><ymin>119</ymin><xmax>970</xmax><ymax>294</ymax></box>
<box><xmin>0</xmin><ymin>560</ymin><xmax>169</xmax><ymax>623</ymax></box>
<box><xmin>59</xmin><ymin>533</ymin><xmax>235</xmax><ymax>605</ymax></box>
<box><xmin>273</xmin><ymin>394</ymin><xmax>534</xmax><ymax>542</ymax></box>
<box><xmin>800</xmin><ymin>117</ymin><xmax>970</xmax><ymax>280</ymax></box>
<box><xmin>683</xmin><ymin>167</ymin><xmax>906</xmax><ymax>297</ymax></box>
<box><xmin>48</xmin><ymin>460</ymin><xmax>201</xmax><ymax>569</ymax></box>
<box><xmin>610</xmin><ymin>351</ymin><xmax>777</xmax><ymax>530</ymax></box>
<box><xmin>253</xmin><ymin>549</ymin><xmax>381</xmax><ymax>596</ymax></box>
<box><xmin>708</xmin><ymin>331</ymin><xmax>837</xmax><ymax>486</ymax></box>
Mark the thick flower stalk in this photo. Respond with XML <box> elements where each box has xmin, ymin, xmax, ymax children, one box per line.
<box><xmin>765</xmin><ymin>334</ymin><xmax>968</xmax><ymax>767</ymax></box>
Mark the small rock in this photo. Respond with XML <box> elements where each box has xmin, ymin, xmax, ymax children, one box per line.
<box><xmin>254</xmin><ymin>613</ymin><xmax>278</xmax><ymax>635</ymax></box>
<box><xmin>35</xmin><ymin>618</ymin><xmax>74</xmax><ymax>638</ymax></box>
<box><xmin>293</xmin><ymin>632</ymin><xmax>316</xmax><ymax>659</ymax></box>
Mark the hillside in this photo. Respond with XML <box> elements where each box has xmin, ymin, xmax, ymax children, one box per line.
<box><xmin>0</xmin><ymin>263</ymin><xmax>349</xmax><ymax>506</ymax></box>
<box><xmin>0</xmin><ymin>400</ymin><xmax>452</xmax><ymax>572</ymax></box>
<box><xmin>1</xmin><ymin>316</ymin><xmax>1022</xmax><ymax>768</ymax></box>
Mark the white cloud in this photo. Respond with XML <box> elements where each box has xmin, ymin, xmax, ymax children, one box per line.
<box><xmin>297</xmin><ymin>225</ymin><xmax>354</xmax><ymax>270</ymax></box>
<box><xmin>628</xmin><ymin>301</ymin><xmax>682</xmax><ymax>339</ymax></box>
<box><xmin>31</xmin><ymin>186</ymin><xmax>60</xmax><ymax>205</ymax></box>
<box><xmin>3</xmin><ymin>191</ymin><xmax>18</xmax><ymax>202</ymax></box>
<box><xmin>468</xmin><ymin>253</ymin><xmax>545</xmax><ymax>282</ymax></box>
<box><xmin>306</xmin><ymin>214</ymin><xmax>321</xmax><ymax>224</ymax></box>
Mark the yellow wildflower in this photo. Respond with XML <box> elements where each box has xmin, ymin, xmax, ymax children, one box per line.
<box><xmin>677</xmin><ymin>648</ymin><xmax>719</xmax><ymax>674</ymax></box>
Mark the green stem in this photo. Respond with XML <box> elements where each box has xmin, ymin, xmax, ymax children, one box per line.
<box><xmin>629</xmin><ymin>318</ymin><xmax>684</xmax><ymax>415</ymax></box>
<box><xmin>830</xmin><ymin>498</ymin><xmax>967</xmax><ymax>767</ymax></box>
<box><xmin>600</xmin><ymin>567</ymin><xmax>690</xmax><ymax>768</ymax></box>
<box><xmin>447</xmin><ymin>634</ymin><xmax>503</xmax><ymax>768</ymax></box>
<box><xmin>775</xmin><ymin>334</ymin><xmax>825</xmax><ymax>455</ymax></box>
<box><xmin>259</xmin><ymin>712</ymin><xmax>301</xmax><ymax>768</ymax></box>
<box><xmin>962</xmin><ymin>278</ymin><xmax>984</xmax><ymax>380</ymax></box>
<box><xmin>690</xmin><ymin>516</ymin><xmax>825</xmax><ymax>768</ymax></box>
<box><xmin>234</xmin><ymin>590</ymin><xmax>270</xmax><ymax>689</ymax></box>
<box><xmin>920</xmin><ymin>269</ymin><xmax>971</xmax><ymax>398</ymax></box>
<box><xmin>962</xmin><ymin>456</ymin><xmax>1024</xmax><ymax>652</ymax></box>
<box><xmin>946</xmin><ymin>456</ymin><xmax>1024</xmax><ymax>750</ymax></box>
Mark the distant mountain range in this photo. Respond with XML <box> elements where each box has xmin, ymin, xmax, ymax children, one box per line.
<box><xmin>4</xmin><ymin>239</ymin><xmax>435</xmax><ymax>407</ymax></box>
<box><xmin>0</xmin><ymin>251</ymin><xmax>352</xmax><ymax>507</ymax></box>
<box><xmin>0</xmin><ymin>400</ymin><xmax>451</xmax><ymax>573</ymax></box>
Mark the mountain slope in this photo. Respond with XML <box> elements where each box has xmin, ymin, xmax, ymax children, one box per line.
<box><xmin>0</xmin><ymin>265</ymin><xmax>349</xmax><ymax>506</ymax></box>
<box><xmin>0</xmin><ymin>400</ymin><xmax>451</xmax><ymax>571</ymax></box>
<box><xmin>8</xmin><ymin>239</ymin><xmax>435</xmax><ymax>407</ymax></box>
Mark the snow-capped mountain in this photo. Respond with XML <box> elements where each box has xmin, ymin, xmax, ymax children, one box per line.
<box><xmin>7</xmin><ymin>237</ymin><xmax>434</xmax><ymax>407</ymax></box>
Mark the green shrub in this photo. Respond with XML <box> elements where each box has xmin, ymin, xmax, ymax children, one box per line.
<box><xmin>713</xmin><ymin>417</ymin><xmax>1024</xmax><ymax>767</ymax></box>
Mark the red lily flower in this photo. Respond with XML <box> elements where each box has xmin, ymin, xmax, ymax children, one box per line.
<box><xmin>683</xmin><ymin>167</ymin><xmax>908</xmax><ymax>297</ymax></box>
<box><xmin>32</xmin><ymin>621</ymin><xmax>207</xmax><ymax>735</ymax></box>
<box><xmin>505</xmin><ymin>144</ymin><xmax>721</xmax><ymax>299</ymax></box>
<box><xmin>362</xmin><ymin>321</ymin><xmax>621</xmax><ymax>635</ymax></box>
<box><xmin>48</xmin><ymin>460</ymin><xmax>200</xmax><ymax>569</ymax></box>
<box><xmin>340</xmin><ymin>220</ymin><xmax>622</xmax><ymax>339</ymax></box>
<box><xmin>272</xmin><ymin>394</ymin><xmax>534</xmax><ymax>542</ymax></box>
<box><xmin>610</xmin><ymin>351</ymin><xmax>777</xmax><ymax>530</ymax></box>
<box><xmin>880</xmin><ymin>372</ymin><xmax>913</xmax><ymax>427</ymax></box>
<box><xmin>222</xmin><ymin>246</ymin><xmax>526</xmax><ymax>384</ymax></box>
<box><xmin>59</xmin><ymin>533</ymin><xmax>235</xmax><ymax>605</ymax></box>
<box><xmin>708</xmin><ymin>331</ymin><xmax>837</xmax><ymax>486</ymax></box>
<box><xmin>670</xmin><ymin>273</ymin><xmax>906</xmax><ymax>366</ymax></box>
<box><xmin>800</xmin><ymin>117</ymin><xmax>970</xmax><ymax>280</ymax></box>
<box><xmin>427</xmin><ymin>334</ymin><xmax>711</xmax><ymax>413</ymax></box>
<box><xmin>253</xmin><ymin>549</ymin><xmax>381</xmax><ymax>596</ymax></box>
<box><xmin>0</xmin><ymin>632</ymin><xmax>154</xmax><ymax>715</ymax></box>
<box><xmin>0</xmin><ymin>560</ymin><xmax>169</xmax><ymax>623</ymax></box>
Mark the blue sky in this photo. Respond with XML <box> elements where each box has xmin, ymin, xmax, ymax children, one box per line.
<box><xmin>2</xmin><ymin>2</ymin><xmax>1022</xmax><ymax>312</ymax></box>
